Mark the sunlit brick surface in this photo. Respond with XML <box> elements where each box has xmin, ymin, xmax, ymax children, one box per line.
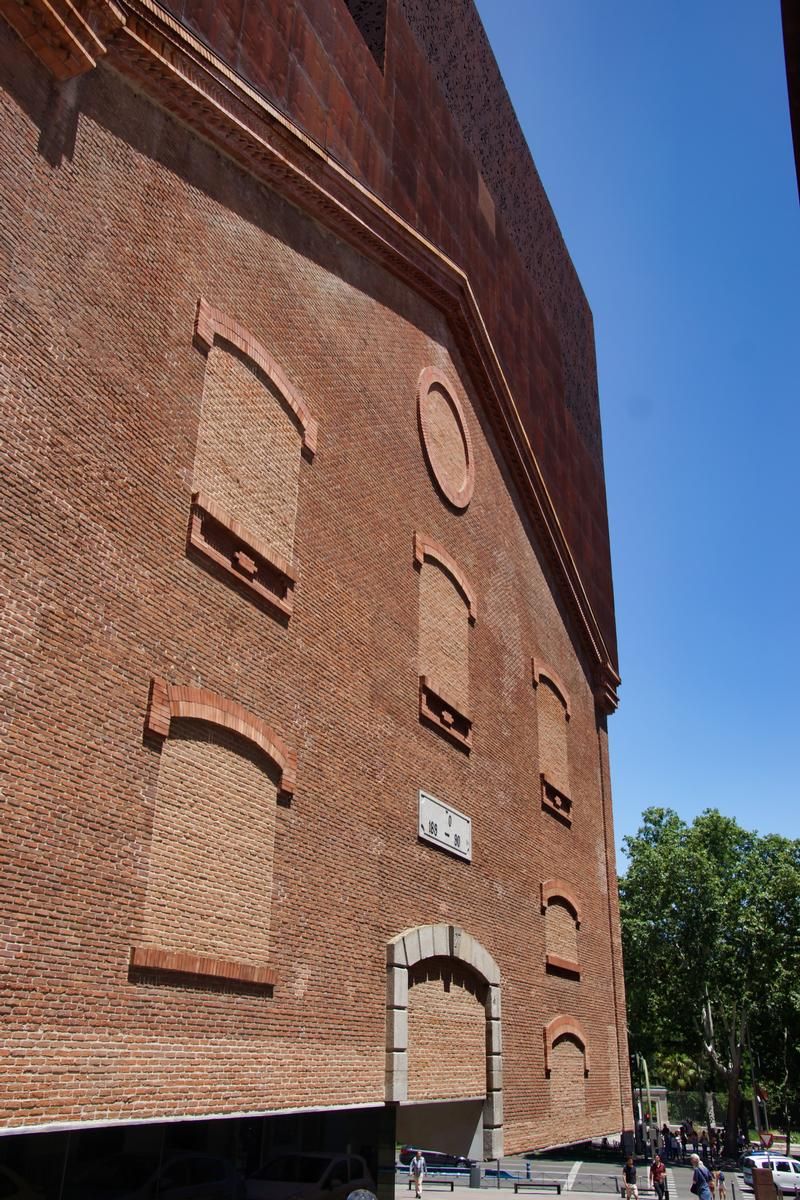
<box><xmin>408</xmin><ymin>960</ymin><xmax>486</xmax><ymax>1101</ymax></box>
<box><xmin>418</xmin><ymin>560</ymin><xmax>470</xmax><ymax>711</ymax></box>
<box><xmin>549</xmin><ymin>1038</ymin><xmax>586</xmax><ymax>1126</ymax></box>
<box><xmin>141</xmin><ymin>720</ymin><xmax>278</xmax><ymax>964</ymax></box>
<box><xmin>195</xmin><ymin>344</ymin><xmax>301</xmax><ymax>564</ymax></box>
<box><xmin>0</xmin><ymin>0</ymin><xmax>630</xmax><ymax>1151</ymax></box>
<box><xmin>545</xmin><ymin>900</ymin><xmax>579</xmax><ymax>966</ymax></box>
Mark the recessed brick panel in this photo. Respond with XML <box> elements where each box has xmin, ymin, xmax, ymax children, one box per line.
<box><xmin>194</xmin><ymin>342</ymin><xmax>302</xmax><ymax>566</ymax></box>
<box><xmin>417</xmin><ymin>367</ymin><xmax>474</xmax><ymax>510</ymax></box>
<box><xmin>537</xmin><ymin>680</ymin><xmax>569</xmax><ymax>798</ymax></box>
<box><xmin>418</xmin><ymin>559</ymin><xmax>470</xmax><ymax>712</ymax></box>
<box><xmin>408</xmin><ymin>959</ymin><xmax>487</xmax><ymax>1101</ymax></box>
<box><xmin>549</xmin><ymin>1037</ymin><xmax>586</xmax><ymax>1126</ymax></box>
<box><xmin>545</xmin><ymin>899</ymin><xmax>578</xmax><ymax>968</ymax></box>
<box><xmin>141</xmin><ymin>720</ymin><xmax>279</xmax><ymax>965</ymax></box>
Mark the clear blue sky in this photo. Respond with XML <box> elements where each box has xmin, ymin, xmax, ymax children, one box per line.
<box><xmin>474</xmin><ymin>1</ymin><xmax>800</xmax><ymax>863</ymax></box>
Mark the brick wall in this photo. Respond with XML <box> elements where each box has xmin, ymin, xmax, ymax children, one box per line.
<box><xmin>408</xmin><ymin>960</ymin><xmax>486</xmax><ymax>1102</ymax></box>
<box><xmin>0</xmin><ymin>19</ymin><xmax>631</xmax><ymax>1148</ymax></box>
<box><xmin>152</xmin><ymin>0</ymin><xmax>619</xmax><ymax>668</ymax></box>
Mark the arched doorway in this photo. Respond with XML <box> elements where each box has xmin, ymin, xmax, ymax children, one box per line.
<box><xmin>386</xmin><ymin>925</ymin><xmax>502</xmax><ymax>1159</ymax></box>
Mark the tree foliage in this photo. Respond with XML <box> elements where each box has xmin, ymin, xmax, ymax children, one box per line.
<box><xmin>619</xmin><ymin>808</ymin><xmax>800</xmax><ymax>1154</ymax></box>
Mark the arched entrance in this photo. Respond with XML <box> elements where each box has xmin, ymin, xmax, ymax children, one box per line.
<box><xmin>386</xmin><ymin>925</ymin><xmax>502</xmax><ymax>1159</ymax></box>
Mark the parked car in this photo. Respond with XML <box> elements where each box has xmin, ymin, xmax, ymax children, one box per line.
<box><xmin>245</xmin><ymin>1152</ymin><xmax>374</xmax><ymax>1200</ymax></box>
<box><xmin>397</xmin><ymin>1149</ymin><xmax>474</xmax><ymax>1173</ymax></box>
<box><xmin>742</xmin><ymin>1154</ymin><xmax>800</xmax><ymax>1195</ymax></box>
<box><xmin>62</xmin><ymin>1151</ymin><xmax>244</xmax><ymax>1199</ymax></box>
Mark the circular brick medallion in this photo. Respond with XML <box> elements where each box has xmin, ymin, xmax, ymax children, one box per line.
<box><xmin>417</xmin><ymin>367</ymin><xmax>474</xmax><ymax>509</ymax></box>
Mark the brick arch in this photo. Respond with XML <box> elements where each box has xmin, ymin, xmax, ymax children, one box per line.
<box><xmin>386</xmin><ymin>924</ymin><xmax>503</xmax><ymax>1157</ymax></box>
<box><xmin>540</xmin><ymin>879</ymin><xmax>582</xmax><ymax>927</ymax></box>
<box><xmin>193</xmin><ymin>297</ymin><xmax>318</xmax><ymax>457</ymax></box>
<box><xmin>413</xmin><ymin>532</ymin><xmax>477</xmax><ymax>623</ymax></box>
<box><xmin>543</xmin><ymin>1015</ymin><xmax>590</xmax><ymax>1076</ymax></box>
<box><xmin>145</xmin><ymin>676</ymin><xmax>296</xmax><ymax>796</ymax></box>
<box><xmin>531</xmin><ymin>657</ymin><xmax>571</xmax><ymax>719</ymax></box>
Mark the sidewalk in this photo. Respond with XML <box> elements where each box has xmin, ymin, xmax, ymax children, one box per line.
<box><xmin>397</xmin><ymin>1162</ymin><xmax>707</xmax><ymax>1200</ymax></box>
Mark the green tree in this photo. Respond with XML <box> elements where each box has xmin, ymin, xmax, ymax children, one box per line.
<box><xmin>652</xmin><ymin>1051</ymin><xmax>702</xmax><ymax>1092</ymax></box>
<box><xmin>619</xmin><ymin>809</ymin><xmax>800</xmax><ymax>1156</ymax></box>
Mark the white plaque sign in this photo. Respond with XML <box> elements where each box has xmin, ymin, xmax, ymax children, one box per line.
<box><xmin>418</xmin><ymin>790</ymin><xmax>472</xmax><ymax>861</ymax></box>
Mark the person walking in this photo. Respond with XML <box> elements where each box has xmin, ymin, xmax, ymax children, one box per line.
<box><xmin>409</xmin><ymin>1150</ymin><xmax>426</xmax><ymax>1199</ymax></box>
<box><xmin>622</xmin><ymin>1156</ymin><xmax>639</xmax><ymax>1200</ymax></box>
<box><xmin>690</xmin><ymin>1153</ymin><xmax>712</xmax><ymax>1200</ymax></box>
<box><xmin>650</xmin><ymin>1154</ymin><xmax>667</xmax><ymax>1200</ymax></box>
<box><xmin>714</xmin><ymin>1169</ymin><xmax>727</xmax><ymax>1200</ymax></box>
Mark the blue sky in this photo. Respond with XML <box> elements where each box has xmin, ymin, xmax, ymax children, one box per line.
<box><xmin>474</xmin><ymin>1</ymin><xmax>800</xmax><ymax>863</ymax></box>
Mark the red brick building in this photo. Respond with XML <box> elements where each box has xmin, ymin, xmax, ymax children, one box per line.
<box><xmin>0</xmin><ymin>0</ymin><xmax>632</xmax><ymax>1189</ymax></box>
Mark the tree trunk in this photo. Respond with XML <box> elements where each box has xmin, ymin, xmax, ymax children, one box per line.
<box><xmin>705</xmin><ymin>1091</ymin><xmax>717</xmax><ymax>1131</ymax></box>
<box><xmin>724</xmin><ymin>1042</ymin><xmax>744</xmax><ymax>1157</ymax></box>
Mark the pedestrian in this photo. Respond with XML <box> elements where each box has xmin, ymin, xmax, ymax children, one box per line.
<box><xmin>650</xmin><ymin>1153</ymin><xmax>667</xmax><ymax>1200</ymax></box>
<box><xmin>690</xmin><ymin>1154</ymin><xmax>712</xmax><ymax>1200</ymax></box>
<box><xmin>409</xmin><ymin>1150</ymin><xmax>426</xmax><ymax>1200</ymax></box>
<box><xmin>714</xmin><ymin>1170</ymin><xmax>727</xmax><ymax>1200</ymax></box>
<box><xmin>622</xmin><ymin>1156</ymin><xmax>639</xmax><ymax>1200</ymax></box>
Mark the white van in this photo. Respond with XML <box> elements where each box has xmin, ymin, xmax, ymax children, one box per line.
<box><xmin>742</xmin><ymin>1154</ymin><xmax>800</xmax><ymax>1196</ymax></box>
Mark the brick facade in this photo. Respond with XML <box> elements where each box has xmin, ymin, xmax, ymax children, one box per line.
<box><xmin>0</xmin><ymin>0</ymin><xmax>631</xmax><ymax>1164</ymax></box>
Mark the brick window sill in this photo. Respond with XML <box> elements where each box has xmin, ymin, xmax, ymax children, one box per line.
<box><xmin>419</xmin><ymin>676</ymin><xmax>472</xmax><ymax>752</ymax></box>
<box><xmin>129</xmin><ymin>945</ymin><xmax>277</xmax><ymax>989</ymax></box>
<box><xmin>188</xmin><ymin>491</ymin><xmax>296</xmax><ymax>619</ymax></box>
<box><xmin>541</xmin><ymin>774</ymin><xmax>572</xmax><ymax>827</ymax></box>
<box><xmin>545</xmin><ymin>953</ymin><xmax>581</xmax><ymax>979</ymax></box>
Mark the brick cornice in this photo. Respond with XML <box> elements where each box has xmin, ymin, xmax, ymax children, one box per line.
<box><xmin>145</xmin><ymin>677</ymin><xmax>296</xmax><ymax>796</ymax></box>
<box><xmin>0</xmin><ymin>0</ymin><xmax>124</xmax><ymax>79</ymax></box>
<box><xmin>194</xmin><ymin>297</ymin><xmax>318</xmax><ymax>458</ymax></box>
<box><xmin>413</xmin><ymin>532</ymin><xmax>477</xmax><ymax>623</ymax></box>
<box><xmin>543</xmin><ymin>1014</ymin><xmax>590</xmax><ymax>1076</ymax></box>
<box><xmin>99</xmin><ymin>0</ymin><xmax>619</xmax><ymax>712</ymax></box>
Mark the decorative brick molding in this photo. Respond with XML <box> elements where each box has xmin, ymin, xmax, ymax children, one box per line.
<box><xmin>531</xmin><ymin>658</ymin><xmax>571</xmax><ymax>719</ymax></box>
<box><xmin>188</xmin><ymin>491</ymin><xmax>297</xmax><ymax>618</ymax></box>
<box><xmin>105</xmin><ymin>8</ymin><xmax>621</xmax><ymax>712</ymax></box>
<box><xmin>386</xmin><ymin>925</ymin><xmax>503</xmax><ymax>1158</ymax></box>
<box><xmin>0</xmin><ymin>0</ymin><xmax>124</xmax><ymax>80</ymax></box>
<box><xmin>417</xmin><ymin>366</ymin><xmax>475</xmax><ymax>510</ymax></box>
<box><xmin>129</xmin><ymin>945</ymin><xmax>278</xmax><ymax>988</ymax></box>
<box><xmin>544</xmin><ymin>953</ymin><xmax>580</xmax><ymax>979</ymax></box>
<box><xmin>543</xmin><ymin>1015</ymin><xmax>590</xmax><ymax>1076</ymax></box>
<box><xmin>413</xmin><ymin>532</ymin><xmax>477</xmax><ymax>622</ymax></box>
<box><xmin>419</xmin><ymin>675</ymin><xmax>471</xmax><ymax>752</ymax></box>
<box><xmin>145</xmin><ymin>677</ymin><xmax>296</xmax><ymax>797</ymax></box>
<box><xmin>540</xmin><ymin>880</ymin><xmax>582</xmax><ymax>926</ymax></box>
<box><xmin>541</xmin><ymin>774</ymin><xmax>572</xmax><ymax>827</ymax></box>
<box><xmin>194</xmin><ymin>297</ymin><xmax>318</xmax><ymax>458</ymax></box>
